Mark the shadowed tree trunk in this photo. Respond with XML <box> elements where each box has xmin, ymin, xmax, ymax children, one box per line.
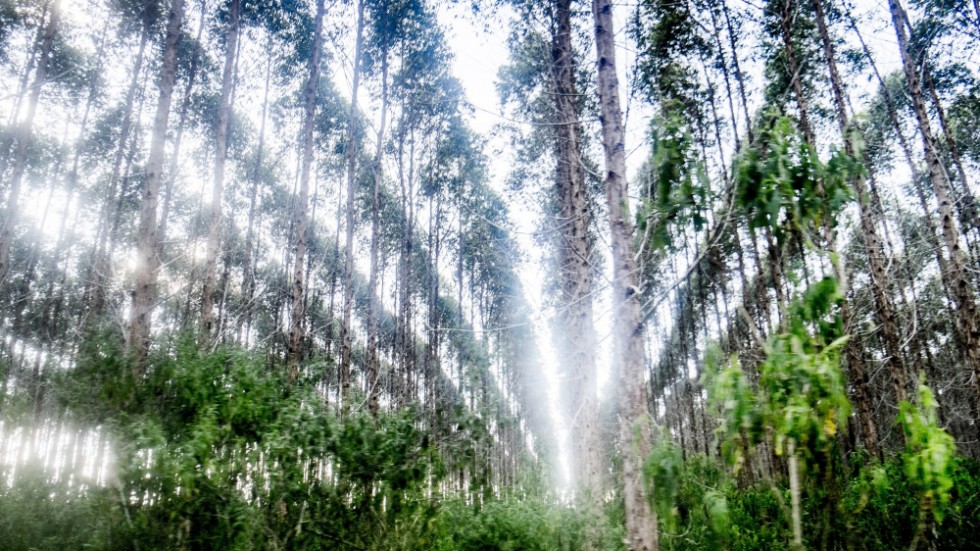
<box><xmin>888</xmin><ymin>0</ymin><xmax>980</xmax><ymax>405</ymax></box>
<box><xmin>591</xmin><ymin>0</ymin><xmax>659</xmax><ymax>548</ymax></box>
<box><xmin>550</xmin><ymin>0</ymin><xmax>601</xmax><ymax>508</ymax></box>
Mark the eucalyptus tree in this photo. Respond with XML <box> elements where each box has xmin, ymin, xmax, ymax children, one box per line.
<box><xmin>811</xmin><ymin>0</ymin><xmax>903</xmax><ymax>455</ymax></box>
<box><xmin>591</xmin><ymin>0</ymin><xmax>659</xmax><ymax>547</ymax></box>
<box><xmin>157</xmin><ymin>0</ymin><xmax>208</xmax><ymax>248</ymax></box>
<box><xmin>497</xmin><ymin>0</ymin><xmax>603</xmax><ymax>501</ymax></box>
<box><xmin>129</xmin><ymin>0</ymin><xmax>186</xmax><ymax>370</ymax></box>
<box><xmin>0</xmin><ymin>0</ymin><xmax>51</xmax><ymax>176</ymax></box>
<box><xmin>545</xmin><ymin>0</ymin><xmax>602</xmax><ymax>504</ymax></box>
<box><xmin>886</xmin><ymin>0</ymin><xmax>980</xmax><ymax>404</ymax></box>
<box><xmin>199</xmin><ymin>0</ymin><xmax>242</xmax><ymax>344</ymax></box>
<box><xmin>339</xmin><ymin>0</ymin><xmax>366</xmax><ymax>405</ymax></box>
<box><xmin>762</xmin><ymin>0</ymin><xmax>823</xmax><ymax>145</ymax></box>
<box><xmin>286</xmin><ymin>0</ymin><xmax>326</xmax><ymax>374</ymax></box>
<box><xmin>388</xmin><ymin>6</ymin><xmax>454</xmax><ymax>406</ymax></box>
<box><xmin>361</xmin><ymin>0</ymin><xmax>425</xmax><ymax>416</ymax></box>
<box><xmin>79</xmin><ymin>0</ymin><xmax>166</xmax><ymax>326</ymax></box>
<box><xmin>631</xmin><ymin>0</ymin><xmax>728</xmax><ymax>463</ymax></box>
<box><xmin>0</xmin><ymin>0</ymin><xmax>60</xmax><ymax>285</ymax></box>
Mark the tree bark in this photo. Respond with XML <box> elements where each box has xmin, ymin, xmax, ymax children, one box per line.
<box><xmin>551</xmin><ymin>0</ymin><xmax>601</xmax><ymax>505</ymax></box>
<box><xmin>591</xmin><ymin>0</ymin><xmax>659</xmax><ymax>548</ymax></box>
<box><xmin>812</xmin><ymin>0</ymin><xmax>891</xmax><ymax>454</ymax></box>
<box><xmin>340</xmin><ymin>0</ymin><xmax>365</xmax><ymax>406</ymax></box>
<box><xmin>0</xmin><ymin>2</ymin><xmax>59</xmax><ymax>284</ymax></box>
<box><xmin>201</xmin><ymin>0</ymin><xmax>241</xmax><ymax>345</ymax></box>
<box><xmin>287</xmin><ymin>0</ymin><xmax>326</xmax><ymax>377</ymax></box>
<box><xmin>129</xmin><ymin>0</ymin><xmax>186</xmax><ymax>373</ymax></box>
<box><xmin>888</xmin><ymin>0</ymin><xmax>980</xmax><ymax>405</ymax></box>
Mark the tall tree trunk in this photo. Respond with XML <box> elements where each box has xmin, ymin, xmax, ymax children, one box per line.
<box><xmin>551</xmin><ymin>0</ymin><xmax>601</xmax><ymax>505</ymax></box>
<box><xmin>922</xmin><ymin>65</ymin><xmax>980</xmax><ymax>240</ymax></box>
<box><xmin>87</xmin><ymin>28</ymin><xmax>149</xmax><ymax>320</ymax></box>
<box><xmin>706</xmin><ymin>0</ymin><xmax>740</xmax><ymax>146</ymax></box>
<box><xmin>779</xmin><ymin>0</ymin><xmax>814</xmax><ymax>145</ymax></box>
<box><xmin>0</xmin><ymin>2</ymin><xmax>48</xmax><ymax>177</ymax></box>
<box><xmin>888</xmin><ymin>0</ymin><xmax>980</xmax><ymax>404</ymax></box>
<box><xmin>367</xmin><ymin>54</ymin><xmax>389</xmax><ymax>417</ymax></box>
<box><xmin>128</xmin><ymin>0</ymin><xmax>186</xmax><ymax>373</ymax></box>
<box><xmin>159</xmin><ymin>0</ymin><xmax>208</xmax><ymax>248</ymax></box>
<box><xmin>201</xmin><ymin>0</ymin><xmax>241</xmax><ymax>345</ymax></box>
<box><xmin>845</xmin><ymin>9</ymin><xmax>959</xmax><ymax>348</ymax></box>
<box><xmin>812</xmin><ymin>0</ymin><xmax>890</xmax><ymax>454</ymax></box>
<box><xmin>590</xmin><ymin>0</ymin><xmax>659</xmax><ymax>548</ymax></box>
<box><xmin>340</xmin><ymin>0</ymin><xmax>366</xmax><ymax>407</ymax></box>
<box><xmin>239</xmin><ymin>44</ymin><xmax>274</xmax><ymax>343</ymax></box>
<box><xmin>0</xmin><ymin>2</ymin><xmax>59</xmax><ymax>284</ymax></box>
<box><xmin>287</xmin><ymin>0</ymin><xmax>326</xmax><ymax>376</ymax></box>
<box><xmin>720</xmin><ymin>0</ymin><xmax>752</xmax><ymax>143</ymax></box>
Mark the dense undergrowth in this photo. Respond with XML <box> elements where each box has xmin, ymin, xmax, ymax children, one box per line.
<box><xmin>2</xmin><ymin>338</ymin><xmax>979</xmax><ymax>550</ymax></box>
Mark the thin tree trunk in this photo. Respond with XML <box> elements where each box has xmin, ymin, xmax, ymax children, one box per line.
<box><xmin>0</xmin><ymin>2</ymin><xmax>48</xmax><ymax>177</ymax></box>
<box><xmin>551</xmin><ymin>0</ymin><xmax>600</xmax><ymax>504</ymax></box>
<box><xmin>159</xmin><ymin>0</ymin><xmax>207</xmax><ymax>245</ymax></box>
<box><xmin>129</xmin><ymin>0</ymin><xmax>186</xmax><ymax>373</ymax></box>
<box><xmin>340</xmin><ymin>0</ymin><xmax>366</xmax><ymax>407</ymax></box>
<box><xmin>591</xmin><ymin>0</ymin><xmax>658</xmax><ymax>548</ymax></box>
<box><xmin>707</xmin><ymin>0</ymin><xmax>740</xmax><ymax>146</ymax></box>
<box><xmin>888</xmin><ymin>0</ymin><xmax>980</xmax><ymax>404</ymax></box>
<box><xmin>779</xmin><ymin>0</ymin><xmax>814</xmax><ymax>145</ymax></box>
<box><xmin>812</xmin><ymin>0</ymin><xmax>890</xmax><ymax>453</ymax></box>
<box><xmin>87</xmin><ymin>28</ymin><xmax>149</xmax><ymax>319</ymax></box>
<box><xmin>201</xmin><ymin>0</ymin><xmax>241</xmax><ymax>344</ymax></box>
<box><xmin>721</xmin><ymin>0</ymin><xmax>752</xmax><ymax>143</ymax></box>
<box><xmin>922</xmin><ymin>65</ymin><xmax>980</xmax><ymax>239</ymax></box>
<box><xmin>0</xmin><ymin>2</ymin><xmax>59</xmax><ymax>284</ymax></box>
<box><xmin>788</xmin><ymin>441</ymin><xmax>803</xmax><ymax>550</ymax></box>
<box><xmin>367</xmin><ymin>53</ymin><xmax>389</xmax><ymax>417</ymax></box>
<box><xmin>287</xmin><ymin>0</ymin><xmax>326</xmax><ymax>376</ymax></box>
<box><xmin>239</xmin><ymin>44</ymin><xmax>274</xmax><ymax>343</ymax></box>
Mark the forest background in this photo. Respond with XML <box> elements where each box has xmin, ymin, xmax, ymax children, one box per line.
<box><xmin>0</xmin><ymin>0</ymin><xmax>979</xmax><ymax>549</ymax></box>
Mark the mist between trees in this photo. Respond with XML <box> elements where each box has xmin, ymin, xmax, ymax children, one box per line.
<box><xmin>0</xmin><ymin>0</ymin><xmax>979</xmax><ymax>549</ymax></box>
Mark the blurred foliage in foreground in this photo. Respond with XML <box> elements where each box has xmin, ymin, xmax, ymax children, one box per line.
<box><xmin>2</xmin><ymin>337</ymin><xmax>979</xmax><ymax>550</ymax></box>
